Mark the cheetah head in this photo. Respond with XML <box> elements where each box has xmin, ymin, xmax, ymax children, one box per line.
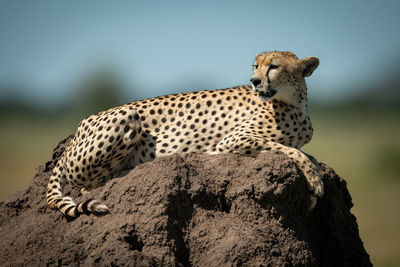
<box><xmin>250</xmin><ymin>51</ymin><xmax>319</xmax><ymax>103</ymax></box>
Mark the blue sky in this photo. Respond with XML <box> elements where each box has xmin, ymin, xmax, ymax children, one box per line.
<box><xmin>0</xmin><ymin>0</ymin><xmax>399</xmax><ymax>106</ymax></box>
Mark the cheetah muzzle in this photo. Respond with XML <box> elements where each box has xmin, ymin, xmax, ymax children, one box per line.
<box><xmin>46</xmin><ymin>50</ymin><xmax>323</xmax><ymax>219</ymax></box>
<box><xmin>257</xmin><ymin>86</ymin><xmax>277</xmax><ymax>101</ymax></box>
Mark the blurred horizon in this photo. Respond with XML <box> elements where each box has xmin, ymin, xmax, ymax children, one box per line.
<box><xmin>1</xmin><ymin>1</ymin><xmax>400</xmax><ymax>266</ymax></box>
<box><xmin>1</xmin><ymin>0</ymin><xmax>400</xmax><ymax>109</ymax></box>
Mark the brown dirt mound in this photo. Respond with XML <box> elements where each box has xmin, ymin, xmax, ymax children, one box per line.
<box><xmin>0</xmin><ymin>137</ymin><xmax>371</xmax><ymax>266</ymax></box>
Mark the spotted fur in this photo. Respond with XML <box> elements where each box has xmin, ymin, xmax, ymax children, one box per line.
<box><xmin>46</xmin><ymin>51</ymin><xmax>323</xmax><ymax>218</ymax></box>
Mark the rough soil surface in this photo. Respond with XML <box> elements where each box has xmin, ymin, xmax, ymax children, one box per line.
<box><xmin>0</xmin><ymin>137</ymin><xmax>371</xmax><ymax>266</ymax></box>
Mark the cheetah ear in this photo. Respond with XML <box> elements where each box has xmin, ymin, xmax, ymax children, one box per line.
<box><xmin>301</xmin><ymin>57</ymin><xmax>319</xmax><ymax>77</ymax></box>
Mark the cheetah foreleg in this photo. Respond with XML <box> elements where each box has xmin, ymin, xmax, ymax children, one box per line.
<box><xmin>216</xmin><ymin>135</ymin><xmax>324</xmax><ymax>210</ymax></box>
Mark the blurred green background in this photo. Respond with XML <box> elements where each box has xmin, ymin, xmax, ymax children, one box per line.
<box><xmin>1</xmin><ymin>1</ymin><xmax>399</xmax><ymax>266</ymax></box>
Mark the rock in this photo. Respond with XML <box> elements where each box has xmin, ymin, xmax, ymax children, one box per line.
<box><xmin>0</xmin><ymin>137</ymin><xmax>371</xmax><ymax>266</ymax></box>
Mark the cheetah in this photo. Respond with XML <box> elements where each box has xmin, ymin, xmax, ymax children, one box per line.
<box><xmin>46</xmin><ymin>51</ymin><xmax>323</xmax><ymax>219</ymax></box>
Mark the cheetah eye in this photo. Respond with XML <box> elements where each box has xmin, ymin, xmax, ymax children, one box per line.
<box><xmin>252</xmin><ymin>64</ymin><xmax>259</xmax><ymax>69</ymax></box>
<box><xmin>269</xmin><ymin>64</ymin><xmax>279</xmax><ymax>70</ymax></box>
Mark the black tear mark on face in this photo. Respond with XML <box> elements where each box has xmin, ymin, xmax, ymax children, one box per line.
<box><xmin>258</xmin><ymin>65</ymin><xmax>278</xmax><ymax>100</ymax></box>
<box><xmin>266</xmin><ymin>65</ymin><xmax>277</xmax><ymax>85</ymax></box>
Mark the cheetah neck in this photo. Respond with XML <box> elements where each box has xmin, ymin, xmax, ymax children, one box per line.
<box><xmin>273</xmin><ymin>85</ymin><xmax>308</xmax><ymax>113</ymax></box>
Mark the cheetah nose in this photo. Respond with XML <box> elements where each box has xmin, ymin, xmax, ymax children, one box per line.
<box><xmin>250</xmin><ymin>78</ymin><xmax>261</xmax><ymax>87</ymax></box>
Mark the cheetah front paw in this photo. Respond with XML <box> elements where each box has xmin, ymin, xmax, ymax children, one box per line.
<box><xmin>305</xmin><ymin>172</ymin><xmax>324</xmax><ymax>210</ymax></box>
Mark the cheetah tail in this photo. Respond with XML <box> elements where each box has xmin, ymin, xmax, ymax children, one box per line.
<box><xmin>46</xmin><ymin>165</ymin><xmax>109</xmax><ymax>218</ymax></box>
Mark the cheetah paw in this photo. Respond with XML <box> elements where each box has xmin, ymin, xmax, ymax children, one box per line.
<box><xmin>306</xmin><ymin>173</ymin><xmax>324</xmax><ymax>211</ymax></box>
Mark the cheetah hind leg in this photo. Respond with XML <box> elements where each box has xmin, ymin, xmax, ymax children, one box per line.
<box><xmin>71</xmin><ymin>109</ymin><xmax>142</xmax><ymax>216</ymax></box>
<box><xmin>47</xmin><ymin>106</ymin><xmax>142</xmax><ymax>218</ymax></box>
